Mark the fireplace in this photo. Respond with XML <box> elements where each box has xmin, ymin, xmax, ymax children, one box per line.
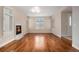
<box><xmin>16</xmin><ymin>25</ymin><xmax>22</xmax><ymax>35</ymax></box>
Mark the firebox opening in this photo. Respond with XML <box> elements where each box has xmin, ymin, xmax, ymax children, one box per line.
<box><xmin>16</xmin><ymin>25</ymin><xmax>22</xmax><ymax>35</ymax></box>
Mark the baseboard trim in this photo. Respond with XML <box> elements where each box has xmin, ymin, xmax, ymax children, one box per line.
<box><xmin>0</xmin><ymin>33</ymin><xmax>28</xmax><ymax>48</ymax></box>
<box><xmin>0</xmin><ymin>38</ymin><xmax>15</xmax><ymax>48</ymax></box>
<box><xmin>51</xmin><ymin>33</ymin><xmax>61</xmax><ymax>39</ymax></box>
<box><xmin>15</xmin><ymin>33</ymin><xmax>26</xmax><ymax>40</ymax></box>
<box><xmin>72</xmin><ymin>44</ymin><xmax>79</xmax><ymax>50</ymax></box>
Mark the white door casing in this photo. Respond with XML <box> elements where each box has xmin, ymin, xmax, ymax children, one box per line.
<box><xmin>3</xmin><ymin>7</ymin><xmax>14</xmax><ymax>43</ymax></box>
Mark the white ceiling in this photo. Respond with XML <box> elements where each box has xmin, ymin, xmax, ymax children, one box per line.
<box><xmin>16</xmin><ymin>6</ymin><xmax>64</xmax><ymax>16</ymax></box>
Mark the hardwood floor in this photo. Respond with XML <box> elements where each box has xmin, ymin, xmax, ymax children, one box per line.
<box><xmin>0</xmin><ymin>33</ymin><xmax>78</xmax><ymax>52</ymax></box>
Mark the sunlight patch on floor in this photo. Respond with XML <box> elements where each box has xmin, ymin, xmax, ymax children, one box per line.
<box><xmin>34</xmin><ymin>35</ymin><xmax>45</xmax><ymax>49</ymax></box>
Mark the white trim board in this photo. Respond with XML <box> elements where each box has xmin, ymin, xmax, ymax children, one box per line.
<box><xmin>15</xmin><ymin>32</ymin><xmax>26</xmax><ymax>40</ymax></box>
<box><xmin>72</xmin><ymin>44</ymin><xmax>79</xmax><ymax>50</ymax></box>
<box><xmin>0</xmin><ymin>38</ymin><xmax>15</xmax><ymax>48</ymax></box>
<box><xmin>15</xmin><ymin>34</ymin><xmax>23</xmax><ymax>40</ymax></box>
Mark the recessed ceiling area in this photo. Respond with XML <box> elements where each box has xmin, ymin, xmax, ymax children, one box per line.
<box><xmin>16</xmin><ymin>6</ymin><xmax>64</xmax><ymax>16</ymax></box>
<box><xmin>62</xmin><ymin>7</ymin><xmax>72</xmax><ymax>13</ymax></box>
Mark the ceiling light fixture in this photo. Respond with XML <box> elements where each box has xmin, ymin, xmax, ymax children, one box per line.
<box><xmin>31</xmin><ymin>6</ymin><xmax>40</xmax><ymax>13</ymax></box>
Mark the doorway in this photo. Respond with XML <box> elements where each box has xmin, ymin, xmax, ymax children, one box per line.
<box><xmin>61</xmin><ymin>7</ymin><xmax>72</xmax><ymax>41</ymax></box>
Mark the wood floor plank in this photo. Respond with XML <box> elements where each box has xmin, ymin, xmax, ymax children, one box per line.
<box><xmin>0</xmin><ymin>33</ymin><xmax>78</xmax><ymax>52</ymax></box>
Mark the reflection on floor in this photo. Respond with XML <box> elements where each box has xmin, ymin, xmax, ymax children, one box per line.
<box><xmin>63</xmin><ymin>36</ymin><xmax>72</xmax><ymax>40</ymax></box>
<box><xmin>34</xmin><ymin>36</ymin><xmax>45</xmax><ymax>49</ymax></box>
<box><xmin>0</xmin><ymin>33</ymin><xmax>78</xmax><ymax>52</ymax></box>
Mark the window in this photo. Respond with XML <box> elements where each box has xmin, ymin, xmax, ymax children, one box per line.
<box><xmin>35</xmin><ymin>17</ymin><xmax>44</xmax><ymax>29</ymax></box>
<box><xmin>69</xmin><ymin>16</ymin><xmax>72</xmax><ymax>26</ymax></box>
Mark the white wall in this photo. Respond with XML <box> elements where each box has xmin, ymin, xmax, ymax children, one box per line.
<box><xmin>0</xmin><ymin>7</ymin><xmax>3</xmax><ymax>38</ymax></box>
<box><xmin>0</xmin><ymin>6</ymin><xmax>28</xmax><ymax>47</ymax></box>
<box><xmin>52</xmin><ymin>11</ymin><xmax>61</xmax><ymax>37</ymax></box>
<box><xmin>51</xmin><ymin>7</ymin><xmax>71</xmax><ymax>37</ymax></box>
<box><xmin>0</xmin><ymin>7</ymin><xmax>3</xmax><ymax>47</ymax></box>
<box><xmin>28</xmin><ymin>16</ymin><xmax>52</xmax><ymax>33</ymax></box>
<box><xmin>12</xmin><ymin>7</ymin><xmax>28</xmax><ymax>40</ymax></box>
<box><xmin>72</xmin><ymin>7</ymin><xmax>79</xmax><ymax>49</ymax></box>
<box><xmin>51</xmin><ymin>10</ymin><xmax>61</xmax><ymax>37</ymax></box>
